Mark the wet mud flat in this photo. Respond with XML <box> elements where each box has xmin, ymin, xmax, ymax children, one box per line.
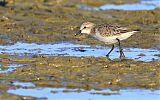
<box><xmin>0</xmin><ymin>54</ymin><xmax>160</xmax><ymax>99</ymax></box>
<box><xmin>0</xmin><ymin>0</ymin><xmax>160</xmax><ymax>99</ymax></box>
<box><xmin>1</xmin><ymin>55</ymin><xmax>160</xmax><ymax>89</ymax></box>
<box><xmin>0</xmin><ymin>42</ymin><xmax>158</xmax><ymax>99</ymax></box>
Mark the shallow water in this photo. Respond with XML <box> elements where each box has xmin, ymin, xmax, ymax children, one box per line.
<box><xmin>13</xmin><ymin>81</ymin><xmax>35</xmax><ymax>87</ymax></box>
<box><xmin>0</xmin><ymin>64</ymin><xmax>27</xmax><ymax>73</ymax></box>
<box><xmin>100</xmin><ymin>0</ymin><xmax>160</xmax><ymax>10</ymax></box>
<box><xmin>8</xmin><ymin>81</ymin><xmax>160</xmax><ymax>100</ymax></box>
<box><xmin>80</xmin><ymin>0</ymin><xmax>160</xmax><ymax>11</ymax></box>
<box><xmin>0</xmin><ymin>42</ymin><xmax>159</xmax><ymax>62</ymax></box>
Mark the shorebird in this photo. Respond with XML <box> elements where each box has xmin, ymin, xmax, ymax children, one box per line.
<box><xmin>75</xmin><ymin>22</ymin><xmax>139</xmax><ymax>59</ymax></box>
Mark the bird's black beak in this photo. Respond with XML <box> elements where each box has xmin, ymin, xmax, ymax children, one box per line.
<box><xmin>75</xmin><ymin>30</ymin><xmax>81</xmax><ymax>36</ymax></box>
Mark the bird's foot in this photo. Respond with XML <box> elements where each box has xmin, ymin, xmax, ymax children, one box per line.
<box><xmin>119</xmin><ymin>50</ymin><xmax>125</xmax><ymax>59</ymax></box>
<box><xmin>119</xmin><ymin>54</ymin><xmax>126</xmax><ymax>60</ymax></box>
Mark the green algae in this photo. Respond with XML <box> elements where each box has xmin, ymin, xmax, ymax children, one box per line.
<box><xmin>1</xmin><ymin>55</ymin><xmax>159</xmax><ymax>90</ymax></box>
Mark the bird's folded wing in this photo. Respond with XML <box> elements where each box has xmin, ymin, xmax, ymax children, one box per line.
<box><xmin>95</xmin><ymin>24</ymin><xmax>131</xmax><ymax>37</ymax></box>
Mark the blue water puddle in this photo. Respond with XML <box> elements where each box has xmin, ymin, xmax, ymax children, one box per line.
<box><xmin>0</xmin><ymin>64</ymin><xmax>27</xmax><ymax>73</ymax></box>
<box><xmin>7</xmin><ymin>81</ymin><xmax>160</xmax><ymax>100</ymax></box>
<box><xmin>79</xmin><ymin>0</ymin><xmax>160</xmax><ymax>11</ymax></box>
<box><xmin>13</xmin><ymin>81</ymin><xmax>35</xmax><ymax>87</ymax></box>
<box><xmin>0</xmin><ymin>42</ymin><xmax>159</xmax><ymax>62</ymax></box>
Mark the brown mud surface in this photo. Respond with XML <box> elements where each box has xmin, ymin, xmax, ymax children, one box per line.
<box><xmin>0</xmin><ymin>55</ymin><xmax>160</xmax><ymax>89</ymax></box>
<box><xmin>0</xmin><ymin>0</ymin><xmax>159</xmax><ymax>48</ymax></box>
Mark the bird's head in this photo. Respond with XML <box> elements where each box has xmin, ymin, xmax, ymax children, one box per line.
<box><xmin>75</xmin><ymin>22</ymin><xmax>95</xmax><ymax>36</ymax></box>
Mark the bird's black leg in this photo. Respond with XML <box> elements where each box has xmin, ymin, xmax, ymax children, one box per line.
<box><xmin>106</xmin><ymin>44</ymin><xmax>115</xmax><ymax>60</ymax></box>
<box><xmin>0</xmin><ymin>0</ymin><xmax>6</xmax><ymax>6</ymax></box>
<box><xmin>116</xmin><ymin>38</ymin><xmax>125</xmax><ymax>58</ymax></box>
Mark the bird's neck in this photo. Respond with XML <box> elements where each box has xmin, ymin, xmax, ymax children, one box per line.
<box><xmin>90</xmin><ymin>26</ymin><xmax>96</xmax><ymax>35</ymax></box>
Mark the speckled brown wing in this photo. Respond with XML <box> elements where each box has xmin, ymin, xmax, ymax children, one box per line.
<box><xmin>94</xmin><ymin>24</ymin><xmax>131</xmax><ymax>37</ymax></box>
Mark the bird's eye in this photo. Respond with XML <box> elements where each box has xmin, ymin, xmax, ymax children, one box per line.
<box><xmin>83</xmin><ymin>26</ymin><xmax>87</xmax><ymax>29</ymax></box>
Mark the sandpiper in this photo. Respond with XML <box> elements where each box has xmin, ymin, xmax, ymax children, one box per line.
<box><xmin>75</xmin><ymin>22</ymin><xmax>139</xmax><ymax>59</ymax></box>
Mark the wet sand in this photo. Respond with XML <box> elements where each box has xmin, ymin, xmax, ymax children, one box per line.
<box><xmin>0</xmin><ymin>0</ymin><xmax>160</xmax><ymax>99</ymax></box>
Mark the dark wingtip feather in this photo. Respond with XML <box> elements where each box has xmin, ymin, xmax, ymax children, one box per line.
<box><xmin>133</xmin><ymin>29</ymin><xmax>141</xmax><ymax>32</ymax></box>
